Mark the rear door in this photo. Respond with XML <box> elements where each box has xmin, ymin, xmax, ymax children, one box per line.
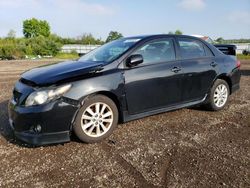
<box><xmin>176</xmin><ymin>37</ymin><xmax>217</xmax><ymax>102</ymax></box>
<box><xmin>124</xmin><ymin>37</ymin><xmax>182</xmax><ymax>114</ymax></box>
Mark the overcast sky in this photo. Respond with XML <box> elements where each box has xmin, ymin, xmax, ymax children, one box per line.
<box><xmin>0</xmin><ymin>0</ymin><xmax>250</xmax><ymax>40</ymax></box>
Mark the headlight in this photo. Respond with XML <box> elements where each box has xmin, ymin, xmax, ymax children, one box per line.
<box><xmin>25</xmin><ymin>84</ymin><xmax>72</xmax><ymax>107</ymax></box>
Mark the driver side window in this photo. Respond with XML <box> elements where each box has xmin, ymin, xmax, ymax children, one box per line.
<box><xmin>133</xmin><ymin>38</ymin><xmax>176</xmax><ymax>65</ymax></box>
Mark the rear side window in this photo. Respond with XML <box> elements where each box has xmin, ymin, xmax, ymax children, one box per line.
<box><xmin>178</xmin><ymin>38</ymin><xmax>212</xmax><ymax>59</ymax></box>
<box><xmin>133</xmin><ymin>38</ymin><xmax>176</xmax><ymax>65</ymax></box>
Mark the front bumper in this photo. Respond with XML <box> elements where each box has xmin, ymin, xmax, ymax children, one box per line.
<box><xmin>8</xmin><ymin>98</ymin><xmax>79</xmax><ymax>146</ymax></box>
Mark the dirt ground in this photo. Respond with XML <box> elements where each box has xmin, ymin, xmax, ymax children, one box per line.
<box><xmin>0</xmin><ymin>59</ymin><xmax>249</xmax><ymax>188</ymax></box>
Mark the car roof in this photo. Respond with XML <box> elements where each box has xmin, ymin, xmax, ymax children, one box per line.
<box><xmin>123</xmin><ymin>34</ymin><xmax>202</xmax><ymax>41</ymax></box>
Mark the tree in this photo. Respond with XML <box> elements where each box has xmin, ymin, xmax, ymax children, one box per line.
<box><xmin>215</xmin><ymin>37</ymin><xmax>224</xmax><ymax>44</ymax></box>
<box><xmin>7</xmin><ymin>29</ymin><xmax>16</xmax><ymax>38</ymax></box>
<box><xmin>175</xmin><ymin>30</ymin><xmax>183</xmax><ymax>35</ymax></box>
<box><xmin>106</xmin><ymin>31</ymin><xmax>123</xmax><ymax>43</ymax></box>
<box><xmin>23</xmin><ymin>18</ymin><xmax>50</xmax><ymax>38</ymax></box>
<box><xmin>168</xmin><ymin>30</ymin><xmax>183</xmax><ymax>35</ymax></box>
<box><xmin>80</xmin><ymin>33</ymin><xmax>98</xmax><ymax>44</ymax></box>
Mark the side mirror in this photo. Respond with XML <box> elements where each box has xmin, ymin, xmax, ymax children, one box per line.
<box><xmin>126</xmin><ymin>54</ymin><xmax>143</xmax><ymax>67</ymax></box>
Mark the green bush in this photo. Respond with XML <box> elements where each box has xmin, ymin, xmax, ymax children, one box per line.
<box><xmin>25</xmin><ymin>36</ymin><xmax>61</xmax><ymax>56</ymax></box>
<box><xmin>0</xmin><ymin>38</ymin><xmax>25</xmax><ymax>59</ymax></box>
<box><xmin>0</xmin><ymin>36</ymin><xmax>62</xmax><ymax>59</ymax></box>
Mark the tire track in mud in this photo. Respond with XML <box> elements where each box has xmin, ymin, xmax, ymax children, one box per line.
<box><xmin>100</xmin><ymin>142</ymin><xmax>156</xmax><ymax>188</ymax></box>
<box><xmin>161</xmin><ymin>146</ymin><xmax>178</xmax><ymax>188</ymax></box>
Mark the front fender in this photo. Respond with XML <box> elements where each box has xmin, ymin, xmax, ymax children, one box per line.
<box><xmin>64</xmin><ymin>70</ymin><xmax>125</xmax><ymax>130</ymax></box>
<box><xmin>64</xmin><ymin>70</ymin><xmax>124</xmax><ymax>102</ymax></box>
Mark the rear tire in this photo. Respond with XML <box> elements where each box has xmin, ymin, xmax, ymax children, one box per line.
<box><xmin>204</xmin><ymin>79</ymin><xmax>229</xmax><ymax>111</ymax></box>
<box><xmin>73</xmin><ymin>95</ymin><xmax>118</xmax><ymax>143</ymax></box>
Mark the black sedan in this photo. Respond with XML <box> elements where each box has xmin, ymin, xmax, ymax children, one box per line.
<box><xmin>8</xmin><ymin>35</ymin><xmax>241</xmax><ymax>145</ymax></box>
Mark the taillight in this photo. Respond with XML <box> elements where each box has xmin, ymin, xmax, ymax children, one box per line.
<box><xmin>236</xmin><ymin>60</ymin><xmax>241</xmax><ymax>68</ymax></box>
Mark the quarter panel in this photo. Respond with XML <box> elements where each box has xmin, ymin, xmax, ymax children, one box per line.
<box><xmin>180</xmin><ymin>57</ymin><xmax>218</xmax><ymax>101</ymax></box>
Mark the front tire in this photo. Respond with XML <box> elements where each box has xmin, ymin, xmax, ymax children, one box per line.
<box><xmin>204</xmin><ymin>79</ymin><xmax>230</xmax><ymax>111</ymax></box>
<box><xmin>74</xmin><ymin>95</ymin><xmax>118</xmax><ymax>143</ymax></box>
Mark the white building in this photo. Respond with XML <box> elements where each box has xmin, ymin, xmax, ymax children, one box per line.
<box><xmin>61</xmin><ymin>44</ymin><xmax>101</xmax><ymax>55</ymax></box>
<box><xmin>234</xmin><ymin>43</ymin><xmax>250</xmax><ymax>54</ymax></box>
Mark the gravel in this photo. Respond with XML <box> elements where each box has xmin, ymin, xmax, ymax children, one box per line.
<box><xmin>0</xmin><ymin>59</ymin><xmax>249</xmax><ymax>187</ymax></box>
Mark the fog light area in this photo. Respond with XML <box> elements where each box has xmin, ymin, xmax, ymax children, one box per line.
<box><xmin>30</xmin><ymin>124</ymin><xmax>42</xmax><ymax>133</ymax></box>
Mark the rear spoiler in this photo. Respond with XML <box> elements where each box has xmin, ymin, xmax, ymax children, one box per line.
<box><xmin>214</xmin><ymin>44</ymin><xmax>236</xmax><ymax>56</ymax></box>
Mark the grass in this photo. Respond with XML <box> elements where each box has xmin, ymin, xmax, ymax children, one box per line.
<box><xmin>55</xmin><ymin>52</ymin><xmax>79</xmax><ymax>60</ymax></box>
<box><xmin>237</xmin><ymin>54</ymin><xmax>250</xmax><ymax>60</ymax></box>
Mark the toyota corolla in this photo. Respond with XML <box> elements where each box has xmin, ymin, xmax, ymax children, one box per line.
<box><xmin>8</xmin><ymin>35</ymin><xmax>241</xmax><ymax>145</ymax></box>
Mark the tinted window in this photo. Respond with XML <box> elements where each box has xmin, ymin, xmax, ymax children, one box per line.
<box><xmin>178</xmin><ymin>38</ymin><xmax>206</xmax><ymax>59</ymax></box>
<box><xmin>133</xmin><ymin>38</ymin><xmax>176</xmax><ymax>65</ymax></box>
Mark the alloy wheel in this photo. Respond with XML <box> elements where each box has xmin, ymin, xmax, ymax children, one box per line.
<box><xmin>81</xmin><ymin>102</ymin><xmax>114</xmax><ymax>138</ymax></box>
<box><xmin>213</xmin><ymin>84</ymin><xmax>228</xmax><ymax>108</ymax></box>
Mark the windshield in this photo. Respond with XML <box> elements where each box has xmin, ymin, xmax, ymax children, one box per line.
<box><xmin>79</xmin><ymin>38</ymin><xmax>142</xmax><ymax>63</ymax></box>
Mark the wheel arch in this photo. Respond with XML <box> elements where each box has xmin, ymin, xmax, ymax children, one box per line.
<box><xmin>216</xmin><ymin>74</ymin><xmax>232</xmax><ymax>94</ymax></box>
<box><xmin>95</xmin><ymin>91</ymin><xmax>123</xmax><ymax>122</ymax></box>
<box><xmin>70</xmin><ymin>90</ymin><xmax>123</xmax><ymax>134</ymax></box>
<box><xmin>79</xmin><ymin>91</ymin><xmax>123</xmax><ymax>122</ymax></box>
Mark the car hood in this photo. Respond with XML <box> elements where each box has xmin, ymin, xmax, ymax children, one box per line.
<box><xmin>21</xmin><ymin>60</ymin><xmax>104</xmax><ymax>86</ymax></box>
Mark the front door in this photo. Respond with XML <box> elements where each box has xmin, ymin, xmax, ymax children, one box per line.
<box><xmin>124</xmin><ymin>38</ymin><xmax>183</xmax><ymax>115</ymax></box>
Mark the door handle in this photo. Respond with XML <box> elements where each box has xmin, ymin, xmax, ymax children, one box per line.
<box><xmin>171</xmin><ymin>66</ymin><xmax>181</xmax><ymax>73</ymax></box>
<box><xmin>210</xmin><ymin>62</ymin><xmax>217</xmax><ymax>67</ymax></box>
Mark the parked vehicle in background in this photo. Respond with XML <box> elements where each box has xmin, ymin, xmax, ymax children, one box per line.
<box><xmin>191</xmin><ymin>35</ymin><xmax>237</xmax><ymax>56</ymax></box>
<box><xmin>9</xmin><ymin>34</ymin><xmax>241</xmax><ymax>146</ymax></box>
<box><xmin>242</xmin><ymin>44</ymin><xmax>250</xmax><ymax>55</ymax></box>
<box><xmin>213</xmin><ymin>44</ymin><xmax>237</xmax><ymax>56</ymax></box>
